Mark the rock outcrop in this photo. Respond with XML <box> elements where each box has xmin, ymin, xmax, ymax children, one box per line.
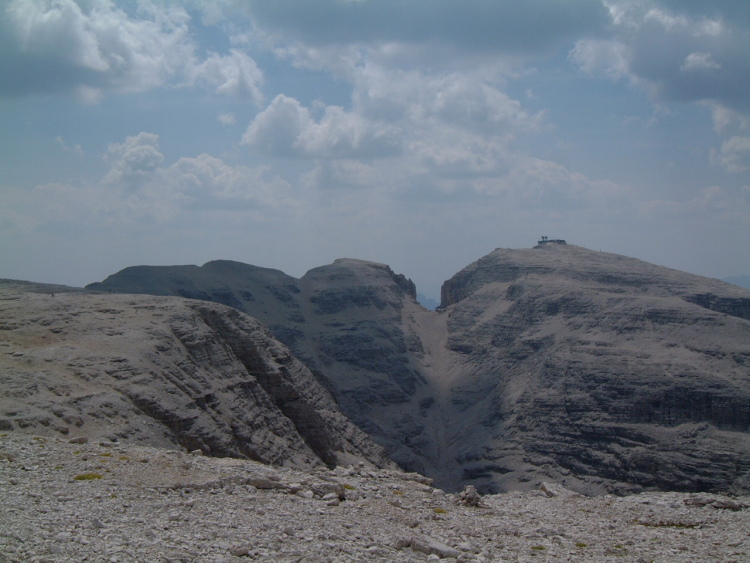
<box><xmin>87</xmin><ymin>259</ymin><xmax>430</xmax><ymax>474</ymax></box>
<box><xmin>437</xmin><ymin>244</ymin><xmax>750</xmax><ymax>494</ymax></box>
<box><xmin>78</xmin><ymin>245</ymin><xmax>750</xmax><ymax>495</ymax></box>
<box><xmin>0</xmin><ymin>280</ymin><xmax>392</xmax><ymax>471</ymax></box>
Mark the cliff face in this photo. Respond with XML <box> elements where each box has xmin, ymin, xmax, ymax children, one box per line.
<box><xmin>82</xmin><ymin>246</ymin><xmax>750</xmax><ymax>495</ymax></box>
<box><xmin>438</xmin><ymin>244</ymin><xmax>750</xmax><ymax>494</ymax></box>
<box><xmin>0</xmin><ymin>281</ymin><xmax>392</xmax><ymax>470</ymax></box>
<box><xmin>87</xmin><ymin>258</ymin><xmax>427</xmax><ymax>472</ymax></box>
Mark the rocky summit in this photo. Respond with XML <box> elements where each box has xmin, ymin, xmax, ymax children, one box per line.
<box><xmin>5</xmin><ymin>245</ymin><xmax>750</xmax><ymax>500</ymax></box>
<box><xmin>436</xmin><ymin>244</ymin><xmax>750</xmax><ymax>495</ymax></box>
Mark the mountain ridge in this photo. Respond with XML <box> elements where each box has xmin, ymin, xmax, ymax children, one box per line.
<box><xmin>6</xmin><ymin>243</ymin><xmax>750</xmax><ymax>495</ymax></box>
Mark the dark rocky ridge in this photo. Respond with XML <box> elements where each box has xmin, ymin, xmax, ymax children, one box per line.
<box><xmin>88</xmin><ymin>258</ymin><xmax>428</xmax><ymax>473</ymax></box>
<box><xmin>76</xmin><ymin>245</ymin><xmax>750</xmax><ymax>495</ymax></box>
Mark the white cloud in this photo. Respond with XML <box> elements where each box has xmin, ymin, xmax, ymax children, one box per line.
<box><xmin>242</xmin><ymin>94</ymin><xmax>313</xmax><ymax>156</ymax></box>
<box><xmin>571</xmin><ymin>2</ymin><xmax>750</xmax><ymax>178</ymax></box>
<box><xmin>574</xmin><ymin>2</ymin><xmax>750</xmax><ymax>111</ymax></box>
<box><xmin>55</xmin><ymin>136</ymin><xmax>84</xmax><ymax>156</ymax></box>
<box><xmin>0</xmin><ymin>0</ymin><xmax>263</xmax><ymax>101</ymax></box>
<box><xmin>165</xmin><ymin>153</ymin><xmax>292</xmax><ymax>207</ymax></box>
<box><xmin>185</xmin><ymin>49</ymin><xmax>264</xmax><ymax>103</ymax></box>
<box><xmin>0</xmin><ymin>0</ymin><xmax>192</xmax><ymax>99</ymax></box>
<box><xmin>301</xmin><ymin>160</ymin><xmax>379</xmax><ymax>191</ymax></box>
<box><xmin>103</xmin><ymin>132</ymin><xmax>165</xmax><ymax>190</ymax></box>
<box><xmin>248</xmin><ymin>0</ymin><xmax>610</xmax><ymax>58</ymax></box>
<box><xmin>0</xmin><ymin>132</ymin><xmax>296</xmax><ymax>233</ymax></box>
<box><xmin>242</xmin><ymin>94</ymin><xmax>401</xmax><ymax>159</ymax></box>
<box><xmin>711</xmin><ymin>136</ymin><xmax>750</xmax><ymax>173</ymax></box>
<box><xmin>569</xmin><ymin>39</ymin><xmax>631</xmax><ymax>80</ymax></box>
<box><xmin>681</xmin><ymin>51</ymin><xmax>720</xmax><ymax>72</ymax></box>
<box><xmin>217</xmin><ymin>112</ymin><xmax>237</xmax><ymax>126</ymax></box>
<box><xmin>707</xmin><ymin>102</ymin><xmax>750</xmax><ymax>136</ymax></box>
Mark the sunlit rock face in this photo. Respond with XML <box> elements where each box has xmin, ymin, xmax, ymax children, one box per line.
<box><xmin>0</xmin><ymin>281</ymin><xmax>393</xmax><ymax>471</ymax></box>
<box><xmin>84</xmin><ymin>245</ymin><xmax>750</xmax><ymax>495</ymax></box>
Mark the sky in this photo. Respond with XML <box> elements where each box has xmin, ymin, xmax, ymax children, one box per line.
<box><xmin>1</xmin><ymin>0</ymin><xmax>749</xmax><ymax>300</ymax></box>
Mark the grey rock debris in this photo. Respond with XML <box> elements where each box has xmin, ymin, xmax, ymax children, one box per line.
<box><xmin>1</xmin><ymin>433</ymin><xmax>749</xmax><ymax>562</ymax></box>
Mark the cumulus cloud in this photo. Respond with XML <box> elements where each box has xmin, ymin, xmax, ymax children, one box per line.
<box><xmin>0</xmin><ymin>0</ymin><xmax>188</xmax><ymax>99</ymax></box>
<box><xmin>568</xmin><ymin>1</ymin><xmax>750</xmax><ymax>176</ymax></box>
<box><xmin>354</xmin><ymin>65</ymin><xmax>539</xmax><ymax>134</ymax></box>
<box><xmin>569</xmin><ymin>38</ymin><xmax>632</xmax><ymax>80</ymax></box>
<box><xmin>185</xmin><ymin>49</ymin><xmax>264</xmax><ymax>104</ymax></box>
<box><xmin>103</xmin><ymin>133</ymin><xmax>166</xmax><ymax>191</ymax></box>
<box><xmin>681</xmin><ymin>51</ymin><xmax>721</xmax><ymax>72</ymax></box>
<box><xmin>99</xmin><ymin>133</ymin><xmax>293</xmax><ymax>212</ymax></box>
<box><xmin>0</xmin><ymin>0</ymin><xmax>263</xmax><ymax>101</ymax></box>
<box><xmin>217</xmin><ymin>112</ymin><xmax>237</xmax><ymax>125</ymax></box>
<box><xmin>242</xmin><ymin>54</ymin><xmax>546</xmax><ymax>169</ymax></box>
<box><xmin>242</xmin><ymin>95</ymin><xmax>313</xmax><ymax>156</ymax></box>
<box><xmin>708</xmin><ymin>103</ymin><xmax>750</xmax><ymax>136</ymax></box>
<box><xmin>55</xmin><ymin>136</ymin><xmax>84</xmax><ymax>156</ymax></box>
<box><xmin>242</xmin><ymin>94</ymin><xmax>401</xmax><ymax>159</ymax></box>
<box><xmin>2</xmin><ymin>132</ymin><xmax>294</xmax><ymax>232</ymax></box>
<box><xmin>572</xmin><ymin>1</ymin><xmax>750</xmax><ymax>112</ymax></box>
<box><xmin>165</xmin><ymin>154</ymin><xmax>292</xmax><ymax>207</ymax></box>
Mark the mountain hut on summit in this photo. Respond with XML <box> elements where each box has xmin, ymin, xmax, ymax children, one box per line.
<box><xmin>537</xmin><ymin>236</ymin><xmax>567</xmax><ymax>245</ymax></box>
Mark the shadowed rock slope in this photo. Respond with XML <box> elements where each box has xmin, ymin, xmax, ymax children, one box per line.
<box><xmin>88</xmin><ymin>259</ymin><xmax>429</xmax><ymax>474</ymax></box>
<box><xmin>85</xmin><ymin>245</ymin><xmax>750</xmax><ymax>495</ymax></box>
<box><xmin>0</xmin><ymin>280</ymin><xmax>392</xmax><ymax>471</ymax></box>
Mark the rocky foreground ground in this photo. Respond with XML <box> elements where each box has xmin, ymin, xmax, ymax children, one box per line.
<box><xmin>1</xmin><ymin>433</ymin><xmax>749</xmax><ymax>562</ymax></box>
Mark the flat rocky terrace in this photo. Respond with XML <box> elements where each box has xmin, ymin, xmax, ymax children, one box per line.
<box><xmin>1</xmin><ymin>433</ymin><xmax>748</xmax><ymax>562</ymax></box>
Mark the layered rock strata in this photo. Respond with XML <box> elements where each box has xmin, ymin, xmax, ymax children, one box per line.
<box><xmin>87</xmin><ymin>259</ymin><xmax>429</xmax><ymax>473</ymax></box>
<box><xmin>0</xmin><ymin>280</ymin><xmax>391</xmax><ymax>470</ymax></box>
<box><xmin>78</xmin><ymin>245</ymin><xmax>750</xmax><ymax>495</ymax></box>
<box><xmin>436</xmin><ymin>244</ymin><xmax>750</xmax><ymax>494</ymax></box>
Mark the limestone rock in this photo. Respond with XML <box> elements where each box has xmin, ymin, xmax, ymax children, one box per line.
<box><xmin>3</xmin><ymin>432</ymin><xmax>748</xmax><ymax>563</ymax></box>
<box><xmin>456</xmin><ymin>485</ymin><xmax>485</xmax><ymax>507</ymax></box>
<box><xmin>87</xmin><ymin>258</ymin><xmax>429</xmax><ymax>475</ymax></box>
<box><xmin>438</xmin><ymin>244</ymin><xmax>750</xmax><ymax>495</ymax></box>
<box><xmin>540</xmin><ymin>482</ymin><xmax>581</xmax><ymax>499</ymax></box>
<box><xmin>0</xmin><ymin>280</ymin><xmax>392</xmax><ymax>471</ymax></box>
<box><xmin>78</xmin><ymin>244</ymin><xmax>750</xmax><ymax>495</ymax></box>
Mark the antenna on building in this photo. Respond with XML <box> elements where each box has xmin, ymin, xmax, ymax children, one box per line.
<box><xmin>537</xmin><ymin>235</ymin><xmax>567</xmax><ymax>246</ymax></box>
